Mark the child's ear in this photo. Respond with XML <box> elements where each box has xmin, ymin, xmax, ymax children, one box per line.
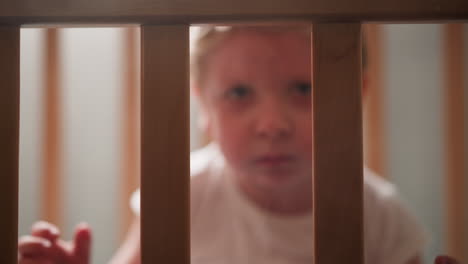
<box><xmin>198</xmin><ymin>111</ymin><xmax>212</xmax><ymax>137</ymax></box>
<box><xmin>197</xmin><ymin>102</ymin><xmax>214</xmax><ymax>145</ymax></box>
<box><xmin>191</xmin><ymin>81</ymin><xmax>213</xmax><ymax>140</ymax></box>
<box><xmin>190</xmin><ymin>80</ymin><xmax>202</xmax><ymax>98</ymax></box>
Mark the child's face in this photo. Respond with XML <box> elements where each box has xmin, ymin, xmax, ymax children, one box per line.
<box><xmin>200</xmin><ymin>29</ymin><xmax>312</xmax><ymax>194</ymax></box>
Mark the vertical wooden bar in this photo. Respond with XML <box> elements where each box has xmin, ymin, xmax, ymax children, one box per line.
<box><xmin>41</xmin><ymin>28</ymin><xmax>62</xmax><ymax>226</ymax></box>
<box><xmin>312</xmin><ymin>23</ymin><xmax>363</xmax><ymax>264</ymax></box>
<box><xmin>140</xmin><ymin>25</ymin><xmax>190</xmax><ymax>264</ymax></box>
<box><xmin>120</xmin><ymin>26</ymin><xmax>140</xmax><ymax>242</ymax></box>
<box><xmin>464</xmin><ymin>24</ymin><xmax>468</xmax><ymax>264</ymax></box>
<box><xmin>443</xmin><ymin>23</ymin><xmax>465</xmax><ymax>263</ymax></box>
<box><xmin>363</xmin><ymin>24</ymin><xmax>387</xmax><ymax>176</ymax></box>
<box><xmin>0</xmin><ymin>26</ymin><xmax>20</xmax><ymax>264</ymax></box>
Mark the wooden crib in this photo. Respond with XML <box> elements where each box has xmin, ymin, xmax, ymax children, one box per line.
<box><xmin>0</xmin><ymin>1</ymin><xmax>466</xmax><ymax>264</ymax></box>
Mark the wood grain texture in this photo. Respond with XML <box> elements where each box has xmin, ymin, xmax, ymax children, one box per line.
<box><xmin>41</xmin><ymin>28</ymin><xmax>62</xmax><ymax>226</ymax></box>
<box><xmin>312</xmin><ymin>23</ymin><xmax>363</xmax><ymax>264</ymax></box>
<box><xmin>120</xmin><ymin>26</ymin><xmax>141</xmax><ymax>242</ymax></box>
<box><xmin>0</xmin><ymin>26</ymin><xmax>20</xmax><ymax>264</ymax></box>
<box><xmin>0</xmin><ymin>0</ymin><xmax>467</xmax><ymax>24</ymax></box>
<box><xmin>443</xmin><ymin>23</ymin><xmax>465</xmax><ymax>263</ymax></box>
<box><xmin>363</xmin><ymin>24</ymin><xmax>387</xmax><ymax>176</ymax></box>
<box><xmin>140</xmin><ymin>25</ymin><xmax>190</xmax><ymax>264</ymax></box>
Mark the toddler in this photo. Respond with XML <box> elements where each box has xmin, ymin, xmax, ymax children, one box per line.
<box><xmin>18</xmin><ymin>25</ymin><xmax>448</xmax><ymax>264</ymax></box>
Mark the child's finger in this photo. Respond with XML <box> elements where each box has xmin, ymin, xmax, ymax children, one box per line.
<box><xmin>18</xmin><ymin>236</ymin><xmax>52</xmax><ymax>258</ymax></box>
<box><xmin>18</xmin><ymin>255</ymin><xmax>53</xmax><ymax>264</ymax></box>
<box><xmin>31</xmin><ymin>221</ymin><xmax>60</xmax><ymax>242</ymax></box>
<box><xmin>22</xmin><ymin>228</ymin><xmax>72</xmax><ymax>262</ymax></box>
<box><xmin>72</xmin><ymin>222</ymin><xmax>92</xmax><ymax>264</ymax></box>
<box><xmin>435</xmin><ymin>255</ymin><xmax>460</xmax><ymax>264</ymax></box>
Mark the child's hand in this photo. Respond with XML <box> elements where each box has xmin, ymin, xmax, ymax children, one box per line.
<box><xmin>435</xmin><ymin>256</ymin><xmax>460</xmax><ymax>264</ymax></box>
<box><xmin>18</xmin><ymin>221</ymin><xmax>91</xmax><ymax>264</ymax></box>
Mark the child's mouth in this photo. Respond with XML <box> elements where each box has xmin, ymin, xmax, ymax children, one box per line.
<box><xmin>254</xmin><ymin>154</ymin><xmax>295</xmax><ymax>167</ymax></box>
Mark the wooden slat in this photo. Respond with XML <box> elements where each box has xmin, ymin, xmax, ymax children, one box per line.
<box><xmin>41</xmin><ymin>28</ymin><xmax>62</xmax><ymax>226</ymax></box>
<box><xmin>443</xmin><ymin>23</ymin><xmax>465</xmax><ymax>263</ymax></box>
<box><xmin>0</xmin><ymin>0</ymin><xmax>467</xmax><ymax>24</ymax></box>
<box><xmin>140</xmin><ymin>25</ymin><xmax>190</xmax><ymax>264</ymax></box>
<box><xmin>0</xmin><ymin>26</ymin><xmax>20</xmax><ymax>264</ymax></box>
<box><xmin>120</xmin><ymin>26</ymin><xmax>140</xmax><ymax>242</ymax></box>
<box><xmin>363</xmin><ymin>24</ymin><xmax>387</xmax><ymax>176</ymax></box>
<box><xmin>312</xmin><ymin>23</ymin><xmax>363</xmax><ymax>264</ymax></box>
<box><xmin>465</xmin><ymin>23</ymin><xmax>468</xmax><ymax>264</ymax></box>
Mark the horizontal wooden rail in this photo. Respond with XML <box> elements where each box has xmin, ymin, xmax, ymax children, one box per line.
<box><xmin>0</xmin><ymin>0</ymin><xmax>467</xmax><ymax>24</ymax></box>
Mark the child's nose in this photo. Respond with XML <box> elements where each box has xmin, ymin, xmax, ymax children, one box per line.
<box><xmin>254</xmin><ymin>102</ymin><xmax>293</xmax><ymax>140</ymax></box>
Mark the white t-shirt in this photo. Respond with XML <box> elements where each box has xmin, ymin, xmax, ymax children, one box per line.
<box><xmin>131</xmin><ymin>143</ymin><xmax>427</xmax><ymax>264</ymax></box>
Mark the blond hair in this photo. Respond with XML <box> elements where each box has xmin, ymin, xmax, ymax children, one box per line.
<box><xmin>190</xmin><ymin>24</ymin><xmax>312</xmax><ymax>87</ymax></box>
<box><xmin>190</xmin><ymin>24</ymin><xmax>368</xmax><ymax>88</ymax></box>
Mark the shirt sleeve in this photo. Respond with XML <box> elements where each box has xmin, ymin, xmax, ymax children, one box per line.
<box><xmin>365</xmin><ymin>185</ymin><xmax>429</xmax><ymax>264</ymax></box>
<box><xmin>130</xmin><ymin>188</ymin><xmax>140</xmax><ymax>216</ymax></box>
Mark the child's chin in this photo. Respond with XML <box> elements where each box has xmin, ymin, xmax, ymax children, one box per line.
<box><xmin>256</xmin><ymin>170</ymin><xmax>297</xmax><ymax>188</ymax></box>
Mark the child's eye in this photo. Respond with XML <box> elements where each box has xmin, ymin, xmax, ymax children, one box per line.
<box><xmin>292</xmin><ymin>82</ymin><xmax>312</xmax><ymax>95</ymax></box>
<box><xmin>226</xmin><ymin>83</ymin><xmax>252</xmax><ymax>99</ymax></box>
